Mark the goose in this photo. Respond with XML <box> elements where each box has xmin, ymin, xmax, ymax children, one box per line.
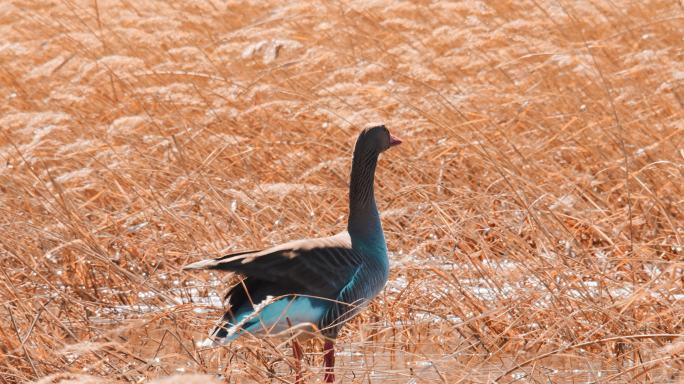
<box><xmin>184</xmin><ymin>125</ymin><xmax>401</xmax><ymax>382</ymax></box>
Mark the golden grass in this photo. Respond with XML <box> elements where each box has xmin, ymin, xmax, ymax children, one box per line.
<box><xmin>1</xmin><ymin>0</ymin><xmax>683</xmax><ymax>382</ymax></box>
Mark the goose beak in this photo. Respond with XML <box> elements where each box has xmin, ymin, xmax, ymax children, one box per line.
<box><xmin>389</xmin><ymin>135</ymin><xmax>402</xmax><ymax>147</ymax></box>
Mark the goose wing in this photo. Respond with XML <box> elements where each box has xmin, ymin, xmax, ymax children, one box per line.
<box><xmin>184</xmin><ymin>232</ymin><xmax>362</xmax><ymax>297</ymax></box>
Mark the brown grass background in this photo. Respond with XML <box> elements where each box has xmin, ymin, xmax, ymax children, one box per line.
<box><xmin>1</xmin><ymin>0</ymin><xmax>684</xmax><ymax>383</ymax></box>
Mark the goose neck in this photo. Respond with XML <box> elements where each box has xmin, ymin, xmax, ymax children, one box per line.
<box><xmin>348</xmin><ymin>151</ymin><xmax>380</xmax><ymax>238</ymax></box>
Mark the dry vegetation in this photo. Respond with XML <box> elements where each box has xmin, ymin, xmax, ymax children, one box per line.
<box><xmin>1</xmin><ymin>0</ymin><xmax>684</xmax><ymax>383</ymax></box>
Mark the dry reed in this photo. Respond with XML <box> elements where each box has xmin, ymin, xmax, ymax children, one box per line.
<box><xmin>1</xmin><ymin>0</ymin><xmax>683</xmax><ymax>383</ymax></box>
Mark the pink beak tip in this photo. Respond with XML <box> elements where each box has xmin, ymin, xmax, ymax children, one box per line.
<box><xmin>389</xmin><ymin>135</ymin><xmax>402</xmax><ymax>147</ymax></box>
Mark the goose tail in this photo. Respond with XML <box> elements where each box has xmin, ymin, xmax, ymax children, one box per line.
<box><xmin>182</xmin><ymin>258</ymin><xmax>220</xmax><ymax>270</ymax></box>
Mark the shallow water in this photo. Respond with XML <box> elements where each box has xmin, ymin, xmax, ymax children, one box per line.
<box><xmin>96</xmin><ymin>277</ymin><xmax>681</xmax><ymax>383</ymax></box>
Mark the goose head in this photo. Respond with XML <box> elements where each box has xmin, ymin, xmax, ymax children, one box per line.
<box><xmin>355</xmin><ymin>125</ymin><xmax>402</xmax><ymax>155</ymax></box>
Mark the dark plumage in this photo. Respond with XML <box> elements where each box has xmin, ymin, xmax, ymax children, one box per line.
<box><xmin>184</xmin><ymin>125</ymin><xmax>401</xmax><ymax>382</ymax></box>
